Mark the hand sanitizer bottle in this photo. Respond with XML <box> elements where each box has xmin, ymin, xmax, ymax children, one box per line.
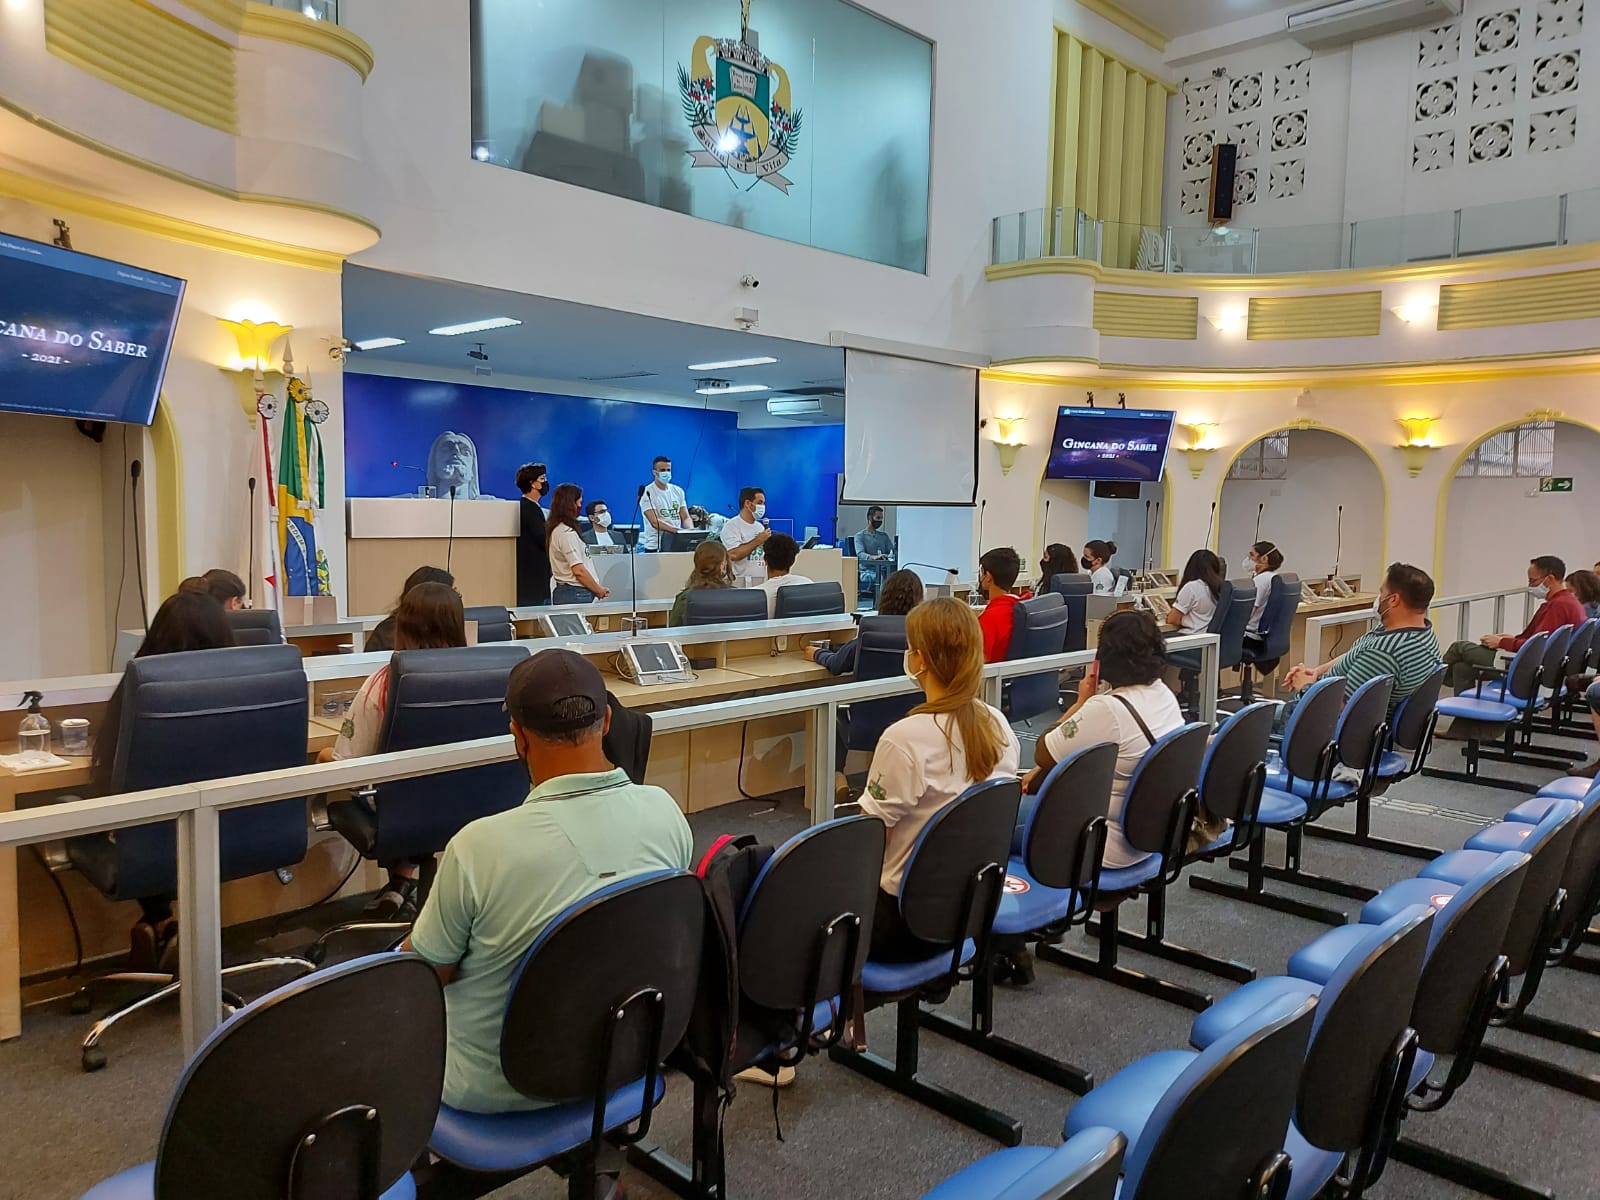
<box><xmin>18</xmin><ymin>691</ymin><xmax>50</xmax><ymax>756</ymax></box>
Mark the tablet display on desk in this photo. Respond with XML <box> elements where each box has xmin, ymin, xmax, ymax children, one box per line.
<box><xmin>632</xmin><ymin>643</ymin><xmax>680</xmax><ymax>675</ymax></box>
<box><xmin>540</xmin><ymin>612</ymin><xmax>592</xmax><ymax>638</ymax></box>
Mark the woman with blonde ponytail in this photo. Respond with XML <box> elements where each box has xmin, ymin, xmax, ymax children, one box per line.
<box><xmin>860</xmin><ymin>597</ymin><xmax>1020</xmax><ymax>961</ymax></box>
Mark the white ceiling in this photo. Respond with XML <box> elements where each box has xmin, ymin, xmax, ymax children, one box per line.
<box><xmin>340</xmin><ymin>265</ymin><xmax>844</xmax><ymax>404</ymax></box>
<box><xmin>1112</xmin><ymin>0</ymin><xmax>1311</xmax><ymax>40</ymax></box>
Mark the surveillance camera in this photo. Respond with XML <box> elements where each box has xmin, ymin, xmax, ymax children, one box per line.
<box><xmin>328</xmin><ymin>338</ymin><xmax>351</xmax><ymax>361</ymax></box>
<box><xmin>740</xmin><ymin>274</ymin><xmax>760</xmax><ymax>289</ymax></box>
<box><xmin>468</xmin><ymin>342</ymin><xmax>489</xmax><ymax>362</ymax></box>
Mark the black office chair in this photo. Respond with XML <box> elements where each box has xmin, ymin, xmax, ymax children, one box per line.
<box><xmin>1051</xmin><ymin>575</ymin><xmax>1093</xmax><ymax>653</ymax></box>
<box><xmin>684</xmin><ymin>588</ymin><xmax>768</xmax><ymax>625</ymax></box>
<box><xmin>421</xmin><ymin>872</ymin><xmax>704</xmax><ymax>1197</ymax></box>
<box><xmin>1239</xmin><ymin>575</ymin><xmax>1301</xmax><ymax>702</ymax></box>
<box><xmin>66</xmin><ymin>645</ymin><xmax>315</xmax><ymax>1071</ymax></box>
<box><xmin>310</xmin><ymin>646</ymin><xmax>532</xmax><ymax>959</ymax></box>
<box><xmin>224</xmin><ymin>607</ymin><xmax>284</xmax><ymax>646</ymax></box>
<box><xmin>462</xmin><ymin>605</ymin><xmax>514</xmax><ymax>642</ymax></box>
<box><xmin>838</xmin><ymin>616</ymin><xmax>920</xmax><ymax>764</ymax></box>
<box><xmin>1003</xmin><ymin>593</ymin><xmax>1069</xmax><ymax>723</ymax></box>
<box><xmin>774</xmin><ymin>581</ymin><xmax>847</xmax><ymax>618</ymax></box>
<box><xmin>79</xmin><ymin>953</ymin><xmax>445</xmax><ymax>1200</ymax></box>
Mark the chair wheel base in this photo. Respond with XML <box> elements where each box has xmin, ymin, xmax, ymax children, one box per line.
<box><xmin>81</xmin><ymin>1045</ymin><xmax>107</xmax><ymax>1072</ymax></box>
<box><xmin>68</xmin><ymin>989</ymin><xmax>91</xmax><ymax>1015</ymax></box>
<box><xmin>304</xmin><ymin>941</ymin><xmax>328</xmax><ymax>966</ymax></box>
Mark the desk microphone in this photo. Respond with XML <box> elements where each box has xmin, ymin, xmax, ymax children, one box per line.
<box><xmin>1254</xmin><ymin>502</ymin><xmax>1265</xmax><ymax>543</ymax></box>
<box><xmin>446</xmin><ymin>485</ymin><xmax>457</xmax><ymax>574</ymax></box>
<box><xmin>975</xmin><ymin>498</ymin><xmax>987</xmax><ymax>588</ymax></box>
<box><xmin>905</xmin><ymin>561</ymin><xmax>961</xmax><ymax>587</ymax></box>
<box><xmin>1142</xmin><ymin>499</ymin><xmax>1153</xmax><ymax>576</ymax></box>
<box><xmin>1204</xmin><ymin>501</ymin><xmax>1216</xmax><ymax>550</ymax></box>
<box><xmin>1151</xmin><ymin>500</ymin><xmax>1161</xmax><ymax>574</ymax></box>
<box><xmin>1041</xmin><ymin>498</ymin><xmax>1051</xmax><ymax>558</ymax></box>
<box><xmin>625</xmin><ymin>484</ymin><xmax>647</xmax><ymax>635</ymax></box>
<box><xmin>247</xmin><ymin>476</ymin><xmax>257</xmax><ymax>606</ymax></box>
<box><xmin>129</xmin><ymin>458</ymin><xmax>149</xmax><ymax>626</ymax></box>
<box><xmin>1330</xmin><ymin>504</ymin><xmax>1343</xmax><ymax>581</ymax></box>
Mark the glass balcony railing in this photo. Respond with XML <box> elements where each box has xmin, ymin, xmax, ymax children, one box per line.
<box><xmin>991</xmin><ymin>187</ymin><xmax>1600</xmax><ymax>275</ymax></box>
<box><xmin>258</xmin><ymin>0</ymin><xmax>341</xmax><ymax>22</ymax></box>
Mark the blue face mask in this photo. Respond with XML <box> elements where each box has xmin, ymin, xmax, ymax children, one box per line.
<box><xmin>655</xmin><ymin>469</ymin><xmax>672</xmax><ymax>485</ymax></box>
<box><xmin>753</xmin><ymin>503</ymin><xmax>766</xmax><ymax>520</ymax></box>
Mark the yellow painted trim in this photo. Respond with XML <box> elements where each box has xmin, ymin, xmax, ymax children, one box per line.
<box><xmin>1212</xmin><ymin>422</ymin><xmax>1390</xmax><ymax>566</ymax></box>
<box><xmin>1438</xmin><ymin>268</ymin><xmax>1600</xmax><ymax>330</ymax></box>
<box><xmin>1247</xmin><ymin>292</ymin><xmax>1383</xmax><ymax>340</ymax></box>
<box><xmin>1070</xmin><ymin>0</ymin><xmax>1170</xmax><ymax>53</ymax></box>
<box><xmin>0</xmin><ymin>96</ymin><xmax>382</xmax><ymax>242</ymax></box>
<box><xmin>980</xmin><ymin>350</ymin><xmax>1600</xmax><ymax>390</ymax></box>
<box><xmin>986</xmin><ymin>241</ymin><xmax>1600</xmax><ymax>291</ymax></box>
<box><xmin>44</xmin><ymin>0</ymin><xmax>240</xmax><ymax>134</ymax></box>
<box><xmin>150</xmin><ymin>397</ymin><xmax>186</xmax><ymax>596</ymax></box>
<box><xmin>1431</xmin><ymin>411</ymin><xmax>1600</xmax><ymax>582</ymax></box>
<box><xmin>0</xmin><ymin>168</ymin><xmax>348</xmax><ymax>271</ymax></box>
<box><xmin>240</xmin><ymin>2</ymin><xmax>375</xmax><ymax>81</ymax></box>
<box><xmin>1093</xmin><ymin>291</ymin><xmax>1199</xmax><ymax>339</ymax></box>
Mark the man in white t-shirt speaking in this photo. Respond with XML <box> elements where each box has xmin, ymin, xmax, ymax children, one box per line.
<box><xmin>639</xmin><ymin>455</ymin><xmax>689</xmax><ymax>551</ymax></box>
<box><xmin>721</xmin><ymin>486</ymin><xmax>772</xmax><ymax>586</ymax></box>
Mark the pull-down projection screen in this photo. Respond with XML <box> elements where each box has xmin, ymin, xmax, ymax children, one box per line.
<box><xmin>841</xmin><ymin>349</ymin><xmax>978</xmax><ymax>506</ymax></box>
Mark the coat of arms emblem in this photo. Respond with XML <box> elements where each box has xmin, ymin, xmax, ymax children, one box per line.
<box><xmin>677</xmin><ymin>0</ymin><xmax>802</xmax><ymax>193</ymax></box>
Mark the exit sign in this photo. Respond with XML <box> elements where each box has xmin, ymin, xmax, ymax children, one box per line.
<box><xmin>1540</xmin><ymin>476</ymin><xmax>1574</xmax><ymax>493</ymax></box>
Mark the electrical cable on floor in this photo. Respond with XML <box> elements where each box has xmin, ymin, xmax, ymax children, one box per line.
<box><xmin>31</xmin><ymin>844</ymin><xmax>83</xmax><ymax>978</ymax></box>
<box><xmin>269</xmin><ymin>845</ymin><xmax>362</xmax><ymax>938</ymax></box>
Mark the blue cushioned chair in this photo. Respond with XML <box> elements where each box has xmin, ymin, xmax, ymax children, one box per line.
<box><xmin>774</xmin><ymin>581</ymin><xmax>847</xmax><ymax>618</ymax></box>
<box><xmin>1169</xmin><ymin>582</ymin><xmax>1253</xmax><ymax>716</ymax></box>
<box><xmin>1551</xmin><ymin>617</ymin><xmax>1600</xmax><ymax>735</ymax></box>
<box><xmin>1004</xmin><ymin>593</ymin><xmax>1070</xmax><ymax>723</ymax></box>
<box><xmin>1188</xmin><ymin>905</ymin><xmax>1435</xmax><ymax>1200</ymax></box>
<box><xmin>1062</xmin><ymin>991</ymin><xmax>1317</xmax><ymax>1200</ymax></box>
<box><xmin>1040</xmin><ymin>723</ymin><xmax>1219</xmax><ymax>1012</ymax></box>
<box><xmin>1238</xmin><ymin>575</ymin><xmax>1301</xmax><ymax>704</ymax></box>
<box><xmin>67</xmin><ymin>644</ymin><xmax>315</xmax><ymax>1072</ymax></box>
<box><xmin>1427</xmin><ymin>632</ymin><xmax>1553</xmax><ymax>792</ymax></box>
<box><xmin>461</xmin><ymin>605</ymin><xmax>514</xmax><ymax>643</ymax></box>
<box><xmin>920</xmin><ymin>743</ymin><xmax>1118</xmax><ymax>1095</ymax></box>
<box><xmin>683</xmin><ymin>588</ymin><xmax>768</xmax><ymax>625</ymax></box>
<box><xmin>838</xmin><ymin>616</ymin><xmax>919</xmax><ymax>760</ymax></box>
<box><xmin>1049</xmin><ymin>574</ymin><xmax>1093</xmax><ymax>653</ymax></box>
<box><xmin>421</xmin><ymin>872</ymin><xmax>703</xmax><ymax>1196</ymax></box>
<box><xmin>80</xmin><ymin>953</ymin><xmax>445</xmax><ymax>1200</ymax></box>
<box><xmin>311</xmin><ymin>647</ymin><xmax>532</xmax><ymax>959</ymax></box>
<box><xmin>224</xmin><ymin>607</ymin><xmax>284</xmax><ymax>646</ymax></box>
<box><xmin>1191</xmin><ymin>677</ymin><xmax>1350</xmax><ymax>927</ymax></box>
<box><xmin>920</xmin><ymin>1126</ymin><xmax>1125</xmax><ymax>1200</ymax></box>
<box><xmin>1468</xmin><ymin>623</ymin><xmax>1586</xmax><ymax>768</ymax></box>
<box><xmin>829</xmin><ymin>778</ymin><xmax>1025</xmax><ymax>1145</ymax></box>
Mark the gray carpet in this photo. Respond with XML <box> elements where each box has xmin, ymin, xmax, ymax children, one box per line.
<box><xmin>2</xmin><ymin>727</ymin><xmax>1596</xmax><ymax>1199</ymax></box>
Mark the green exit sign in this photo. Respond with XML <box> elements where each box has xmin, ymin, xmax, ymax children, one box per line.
<box><xmin>1540</xmin><ymin>476</ymin><xmax>1574</xmax><ymax>493</ymax></box>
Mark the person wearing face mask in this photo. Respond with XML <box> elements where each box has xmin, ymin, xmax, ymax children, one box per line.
<box><xmin>721</xmin><ymin>486</ymin><xmax>772</xmax><ymax>586</ymax></box>
<box><xmin>1441</xmin><ymin>554</ymin><xmax>1585</xmax><ymax>693</ymax></box>
<box><xmin>1242</xmin><ymin>540</ymin><xmax>1285</xmax><ymax>651</ymax></box>
<box><xmin>639</xmin><ymin>455</ymin><xmax>690</xmax><ymax>552</ymax></box>
<box><xmin>859</xmin><ymin>598</ymin><xmax>1020</xmax><ymax>962</ymax></box>
<box><xmin>975</xmin><ymin>546</ymin><xmax>1024</xmax><ymax>663</ymax></box>
<box><xmin>855</xmin><ymin>506</ymin><xmax>894</xmax><ymax>597</ymax></box>
<box><xmin>1039</xmin><ymin>543</ymin><xmax>1078</xmax><ymax>591</ymax></box>
<box><xmin>515</xmin><ymin>462</ymin><xmax>551</xmax><ymax>606</ymax></box>
<box><xmin>582</xmin><ymin>499</ymin><xmax>618</xmax><ymax>548</ymax></box>
<box><xmin>1082</xmin><ymin>539</ymin><xmax>1118</xmax><ymax>594</ymax></box>
<box><xmin>1281</xmin><ymin>562</ymin><xmax>1441</xmax><ymax>717</ymax></box>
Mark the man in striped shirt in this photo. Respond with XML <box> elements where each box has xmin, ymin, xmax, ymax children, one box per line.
<box><xmin>1281</xmin><ymin>562</ymin><xmax>1442</xmax><ymax>717</ymax></box>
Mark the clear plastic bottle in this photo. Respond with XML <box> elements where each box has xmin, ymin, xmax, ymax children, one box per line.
<box><xmin>17</xmin><ymin>691</ymin><xmax>50</xmax><ymax>756</ymax></box>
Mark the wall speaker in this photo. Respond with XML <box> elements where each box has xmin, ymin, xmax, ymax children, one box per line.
<box><xmin>1209</xmin><ymin>143</ymin><xmax>1237</xmax><ymax>224</ymax></box>
<box><xmin>1092</xmin><ymin>480</ymin><xmax>1141</xmax><ymax>500</ymax></box>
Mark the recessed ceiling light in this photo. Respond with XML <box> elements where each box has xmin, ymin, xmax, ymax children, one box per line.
<box><xmin>353</xmin><ymin>336</ymin><xmax>406</xmax><ymax>351</ymax></box>
<box><xmin>428</xmin><ymin>317</ymin><xmax>522</xmax><ymax>336</ymax></box>
<box><xmin>695</xmin><ymin>382</ymin><xmax>769</xmax><ymax>395</ymax></box>
<box><xmin>686</xmin><ymin>355</ymin><xmax>778</xmax><ymax>371</ymax></box>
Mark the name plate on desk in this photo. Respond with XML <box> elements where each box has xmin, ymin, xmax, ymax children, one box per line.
<box><xmin>346</xmin><ymin>497</ymin><xmax>519</xmax><ymax>539</ymax></box>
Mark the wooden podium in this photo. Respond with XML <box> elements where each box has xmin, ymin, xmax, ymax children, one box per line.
<box><xmin>346</xmin><ymin>497</ymin><xmax>519</xmax><ymax>613</ymax></box>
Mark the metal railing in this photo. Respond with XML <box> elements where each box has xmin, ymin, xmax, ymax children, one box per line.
<box><xmin>1302</xmin><ymin>585</ymin><xmax>1534</xmax><ymax>669</ymax></box>
<box><xmin>0</xmin><ymin>635</ymin><xmax>1219</xmax><ymax>1056</ymax></box>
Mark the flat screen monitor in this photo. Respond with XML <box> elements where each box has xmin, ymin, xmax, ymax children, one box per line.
<box><xmin>1044</xmin><ymin>407</ymin><xmax>1175</xmax><ymax>483</ymax></box>
<box><xmin>0</xmin><ymin>232</ymin><xmax>185</xmax><ymax>426</ymax></box>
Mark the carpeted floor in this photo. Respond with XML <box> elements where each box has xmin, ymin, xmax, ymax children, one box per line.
<box><xmin>2</xmin><ymin>722</ymin><xmax>1596</xmax><ymax>1199</ymax></box>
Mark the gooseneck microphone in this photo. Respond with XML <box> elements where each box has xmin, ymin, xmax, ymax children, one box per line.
<box><xmin>129</xmin><ymin>459</ymin><xmax>148</xmax><ymax>626</ymax></box>
<box><xmin>1152</xmin><ymin>501</ymin><xmax>1162</xmax><ymax>572</ymax></box>
<box><xmin>626</xmin><ymin>484</ymin><xmax>647</xmax><ymax>636</ymax></box>
<box><xmin>1331</xmin><ymin>504</ymin><xmax>1344</xmax><ymax>580</ymax></box>
<box><xmin>1204</xmin><ymin>501</ymin><xmax>1217</xmax><ymax>550</ymax></box>
<box><xmin>247</xmin><ymin>476</ymin><xmax>257</xmax><ymax>605</ymax></box>
<box><xmin>1254</xmin><ymin>502</ymin><xmax>1265</xmax><ymax>543</ymax></box>
<box><xmin>445</xmin><ymin>485</ymin><xmax>458</xmax><ymax>573</ymax></box>
<box><xmin>1142</xmin><ymin>499</ymin><xmax>1154</xmax><ymax>576</ymax></box>
<box><xmin>1041</xmin><ymin>498</ymin><xmax>1051</xmax><ymax>558</ymax></box>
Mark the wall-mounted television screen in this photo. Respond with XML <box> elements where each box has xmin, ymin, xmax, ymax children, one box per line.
<box><xmin>1044</xmin><ymin>406</ymin><xmax>1176</xmax><ymax>482</ymax></box>
<box><xmin>0</xmin><ymin>232</ymin><xmax>185</xmax><ymax>427</ymax></box>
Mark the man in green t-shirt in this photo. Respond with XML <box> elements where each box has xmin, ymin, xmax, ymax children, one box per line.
<box><xmin>406</xmin><ymin>649</ymin><xmax>693</xmax><ymax>1115</ymax></box>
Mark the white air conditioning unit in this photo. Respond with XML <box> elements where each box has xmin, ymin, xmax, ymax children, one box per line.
<box><xmin>1286</xmin><ymin>0</ymin><xmax>1461</xmax><ymax>49</ymax></box>
<box><xmin>766</xmin><ymin>396</ymin><xmax>823</xmax><ymax>416</ymax></box>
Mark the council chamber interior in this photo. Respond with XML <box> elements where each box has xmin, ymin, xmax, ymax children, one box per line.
<box><xmin>2</xmin><ymin>0</ymin><xmax>1599</xmax><ymax>1197</ymax></box>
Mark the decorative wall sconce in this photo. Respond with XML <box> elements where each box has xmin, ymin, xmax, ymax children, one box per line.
<box><xmin>219</xmin><ymin>318</ymin><xmax>293</xmax><ymax>424</ymax></box>
<box><xmin>993</xmin><ymin>415</ymin><xmax>1027</xmax><ymax>475</ymax></box>
<box><xmin>1396</xmin><ymin>416</ymin><xmax>1439</xmax><ymax>477</ymax></box>
<box><xmin>1204</xmin><ymin>310</ymin><xmax>1245</xmax><ymax>334</ymax></box>
<box><xmin>1179</xmin><ymin>421</ymin><xmax>1219</xmax><ymax>478</ymax></box>
<box><xmin>1389</xmin><ymin>301</ymin><xmax>1438</xmax><ymax>326</ymax></box>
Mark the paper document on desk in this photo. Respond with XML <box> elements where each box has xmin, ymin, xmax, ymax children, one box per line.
<box><xmin>0</xmin><ymin>750</ymin><xmax>72</xmax><ymax>771</ymax></box>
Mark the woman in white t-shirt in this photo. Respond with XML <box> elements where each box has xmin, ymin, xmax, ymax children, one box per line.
<box><xmin>1166</xmin><ymin>549</ymin><xmax>1224</xmax><ymax>634</ymax></box>
<box><xmin>860</xmin><ymin>597</ymin><xmax>1021</xmax><ymax>962</ymax></box>
<box><xmin>1023</xmin><ymin>610</ymin><xmax>1184</xmax><ymax>873</ymax></box>
<box><xmin>1083</xmin><ymin>539</ymin><xmax>1119</xmax><ymax>594</ymax></box>
<box><xmin>1243</xmin><ymin>540</ymin><xmax>1285</xmax><ymax>649</ymax></box>
<box><xmin>546</xmin><ymin>484</ymin><xmax>610</xmax><ymax>605</ymax></box>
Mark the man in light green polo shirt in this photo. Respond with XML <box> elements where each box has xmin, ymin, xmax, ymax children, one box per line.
<box><xmin>406</xmin><ymin>649</ymin><xmax>693</xmax><ymax>1114</ymax></box>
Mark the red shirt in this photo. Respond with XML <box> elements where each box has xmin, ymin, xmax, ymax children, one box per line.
<box><xmin>1499</xmin><ymin>588</ymin><xmax>1587</xmax><ymax>651</ymax></box>
<box><xmin>979</xmin><ymin>594</ymin><xmax>1022</xmax><ymax>663</ymax></box>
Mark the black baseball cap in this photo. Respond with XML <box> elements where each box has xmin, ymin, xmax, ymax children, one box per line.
<box><xmin>505</xmin><ymin>649</ymin><xmax>607</xmax><ymax>733</ymax></box>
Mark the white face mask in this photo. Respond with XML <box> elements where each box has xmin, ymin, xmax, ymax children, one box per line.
<box><xmin>903</xmin><ymin>648</ymin><xmax>923</xmax><ymax>680</ymax></box>
<box><xmin>1530</xmin><ymin>582</ymin><xmax>1550</xmax><ymax>599</ymax></box>
<box><xmin>594</xmin><ymin>511</ymin><xmax>612</xmax><ymax>529</ymax></box>
<box><xmin>655</xmin><ymin>469</ymin><xmax>672</xmax><ymax>485</ymax></box>
<box><xmin>753</xmin><ymin>503</ymin><xmax>766</xmax><ymax>520</ymax></box>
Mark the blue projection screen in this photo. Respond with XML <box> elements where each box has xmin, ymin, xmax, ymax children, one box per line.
<box><xmin>1044</xmin><ymin>407</ymin><xmax>1176</xmax><ymax>483</ymax></box>
<box><xmin>0</xmin><ymin>232</ymin><xmax>185</xmax><ymax>426</ymax></box>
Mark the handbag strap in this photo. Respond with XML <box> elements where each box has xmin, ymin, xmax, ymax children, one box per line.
<box><xmin>1110</xmin><ymin>692</ymin><xmax>1157</xmax><ymax>747</ymax></box>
